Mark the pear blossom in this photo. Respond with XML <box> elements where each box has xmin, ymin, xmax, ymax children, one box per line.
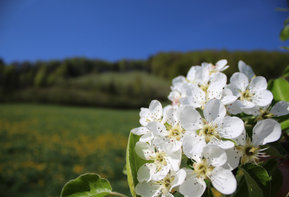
<box><xmin>181</xmin><ymin>99</ymin><xmax>244</xmax><ymax>149</ymax></box>
<box><xmin>148</xmin><ymin>107</ymin><xmax>187</xmax><ymax>153</ymax></box>
<box><xmin>179</xmin><ymin>145</ymin><xmax>237</xmax><ymax>196</ymax></box>
<box><xmin>135</xmin><ymin>169</ymin><xmax>186</xmax><ymax>197</ymax></box>
<box><xmin>168</xmin><ymin>76</ymin><xmax>187</xmax><ymax>107</ymax></box>
<box><xmin>227</xmin><ymin>72</ymin><xmax>273</xmax><ymax>114</ymax></box>
<box><xmin>224</xmin><ymin>119</ymin><xmax>281</xmax><ymax>169</ymax></box>
<box><xmin>140</xmin><ymin>100</ymin><xmax>163</xmax><ymax>126</ymax></box>
<box><xmin>135</xmin><ymin>141</ymin><xmax>181</xmax><ymax>182</ymax></box>
<box><xmin>202</xmin><ymin>59</ymin><xmax>229</xmax><ymax>74</ymax></box>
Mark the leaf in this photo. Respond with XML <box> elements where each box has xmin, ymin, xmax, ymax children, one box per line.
<box><xmin>265</xmin><ymin>142</ymin><xmax>288</xmax><ymax>157</ymax></box>
<box><xmin>60</xmin><ymin>173</ymin><xmax>112</xmax><ymax>197</ymax></box>
<box><xmin>244</xmin><ymin>164</ymin><xmax>271</xmax><ymax>186</ymax></box>
<box><xmin>242</xmin><ymin>167</ymin><xmax>263</xmax><ymax>197</ymax></box>
<box><xmin>280</xmin><ymin>24</ymin><xmax>289</xmax><ymax>41</ymax></box>
<box><xmin>282</xmin><ymin>65</ymin><xmax>289</xmax><ymax>78</ymax></box>
<box><xmin>270</xmin><ymin>78</ymin><xmax>289</xmax><ymax>102</ymax></box>
<box><xmin>126</xmin><ymin>133</ymin><xmax>146</xmax><ymax>197</ymax></box>
<box><xmin>261</xmin><ymin>159</ymin><xmax>283</xmax><ymax>197</ymax></box>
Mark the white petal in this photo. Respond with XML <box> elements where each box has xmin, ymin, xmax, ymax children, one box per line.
<box><xmin>151</xmin><ymin>164</ymin><xmax>170</xmax><ymax>181</ymax></box>
<box><xmin>235</xmin><ymin>129</ymin><xmax>246</xmax><ymax>145</ymax></box>
<box><xmin>135</xmin><ymin>182</ymin><xmax>162</xmax><ymax>197</ymax></box>
<box><xmin>139</xmin><ymin>132</ymin><xmax>154</xmax><ymax>143</ymax></box>
<box><xmin>252</xmin><ymin>119</ymin><xmax>281</xmax><ymax>146</ymax></box>
<box><xmin>238</xmin><ymin>60</ymin><xmax>255</xmax><ymax>80</ymax></box>
<box><xmin>270</xmin><ymin>101</ymin><xmax>289</xmax><ymax>116</ymax></box>
<box><xmin>163</xmin><ymin>107</ymin><xmax>178</xmax><ymax>126</ymax></box>
<box><xmin>221</xmin><ymin>88</ymin><xmax>237</xmax><ymax>105</ymax></box>
<box><xmin>135</xmin><ymin>141</ymin><xmax>155</xmax><ymax>160</ymax></box>
<box><xmin>207</xmin><ymin>73</ymin><xmax>227</xmax><ymax>100</ymax></box>
<box><xmin>249</xmin><ymin>76</ymin><xmax>267</xmax><ymax>91</ymax></box>
<box><xmin>204</xmin><ymin>99</ymin><xmax>226</xmax><ymax>122</ymax></box>
<box><xmin>208</xmin><ymin>138</ymin><xmax>235</xmax><ymax>149</ymax></box>
<box><xmin>252</xmin><ymin>90</ymin><xmax>273</xmax><ymax>107</ymax></box>
<box><xmin>226</xmin><ymin>100</ymin><xmax>242</xmax><ymax>115</ymax></box>
<box><xmin>182</xmin><ymin>84</ymin><xmax>205</xmax><ymax>108</ymax></box>
<box><xmin>210</xmin><ymin>167</ymin><xmax>237</xmax><ymax>195</ymax></box>
<box><xmin>202</xmin><ymin>145</ymin><xmax>227</xmax><ymax>167</ymax></box>
<box><xmin>147</xmin><ymin>122</ymin><xmax>168</xmax><ymax>136</ymax></box>
<box><xmin>172</xmin><ymin>76</ymin><xmax>186</xmax><ymax>88</ymax></box>
<box><xmin>222</xmin><ymin>148</ymin><xmax>242</xmax><ymax>170</ymax></box>
<box><xmin>131</xmin><ymin>126</ymin><xmax>149</xmax><ymax>135</ymax></box>
<box><xmin>167</xmin><ymin>149</ymin><xmax>182</xmax><ymax>171</ymax></box>
<box><xmin>179</xmin><ymin>171</ymin><xmax>206</xmax><ymax>197</ymax></box>
<box><xmin>180</xmin><ymin>106</ymin><xmax>203</xmax><ymax>131</ymax></box>
<box><xmin>216</xmin><ymin>59</ymin><xmax>228</xmax><ymax>71</ymax></box>
<box><xmin>230</xmin><ymin>72</ymin><xmax>249</xmax><ymax>92</ymax></box>
<box><xmin>149</xmin><ymin>100</ymin><xmax>163</xmax><ymax>120</ymax></box>
<box><xmin>170</xmin><ymin>169</ymin><xmax>186</xmax><ymax>191</ymax></box>
<box><xmin>183</xmin><ymin>132</ymin><xmax>206</xmax><ymax>158</ymax></box>
<box><xmin>219</xmin><ymin>116</ymin><xmax>244</xmax><ymax>139</ymax></box>
<box><xmin>187</xmin><ymin>66</ymin><xmax>198</xmax><ymax>82</ymax></box>
<box><xmin>242</xmin><ymin>106</ymin><xmax>261</xmax><ymax>116</ymax></box>
<box><xmin>137</xmin><ymin>164</ymin><xmax>153</xmax><ymax>182</ymax></box>
<box><xmin>195</xmin><ymin>66</ymin><xmax>210</xmax><ymax>85</ymax></box>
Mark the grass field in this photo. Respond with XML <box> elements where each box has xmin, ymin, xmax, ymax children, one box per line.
<box><xmin>0</xmin><ymin>103</ymin><xmax>140</xmax><ymax>197</ymax></box>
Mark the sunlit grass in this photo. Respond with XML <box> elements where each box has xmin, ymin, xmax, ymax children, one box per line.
<box><xmin>0</xmin><ymin>103</ymin><xmax>139</xmax><ymax>197</ymax></box>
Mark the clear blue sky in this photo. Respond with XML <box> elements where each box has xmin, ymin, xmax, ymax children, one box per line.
<box><xmin>0</xmin><ymin>0</ymin><xmax>288</xmax><ymax>63</ymax></box>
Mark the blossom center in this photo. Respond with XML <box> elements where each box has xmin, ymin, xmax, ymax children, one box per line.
<box><xmin>154</xmin><ymin>152</ymin><xmax>168</xmax><ymax>170</ymax></box>
<box><xmin>168</xmin><ymin>124</ymin><xmax>185</xmax><ymax>141</ymax></box>
<box><xmin>237</xmin><ymin>138</ymin><xmax>265</xmax><ymax>165</ymax></box>
<box><xmin>240</xmin><ymin>89</ymin><xmax>253</xmax><ymax>101</ymax></box>
<box><xmin>198</xmin><ymin>124</ymin><xmax>219</xmax><ymax>143</ymax></box>
<box><xmin>193</xmin><ymin>158</ymin><xmax>214</xmax><ymax>179</ymax></box>
<box><xmin>157</xmin><ymin>174</ymin><xmax>175</xmax><ymax>194</ymax></box>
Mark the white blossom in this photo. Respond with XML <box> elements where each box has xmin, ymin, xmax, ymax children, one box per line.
<box><xmin>135</xmin><ymin>169</ymin><xmax>186</xmax><ymax>197</ymax></box>
<box><xmin>179</xmin><ymin>145</ymin><xmax>237</xmax><ymax>196</ymax></box>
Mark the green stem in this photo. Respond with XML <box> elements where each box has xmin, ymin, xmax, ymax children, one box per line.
<box><xmin>109</xmin><ymin>191</ymin><xmax>128</xmax><ymax>197</ymax></box>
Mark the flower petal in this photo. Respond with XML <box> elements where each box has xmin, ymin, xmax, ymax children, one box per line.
<box><xmin>210</xmin><ymin>167</ymin><xmax>237</xmax><ymax>195</ymax></box>
<box><xmin>230</xmin><ymin>72</ymin><xmax>249</xmax><ymax>92</ymax></box>
<box><xmin>218</xmin><ymin>116</ymin><xmax>244</xmax><ymax>139</ymax></box>
<box><xmin>179</xmin><ymin>170</ymin><xmax>206</xmax><ymax>197</ymax></box>
<box><xmin>149</xmin><ymin>100</ymin><xmax>163</xmax><ymax>120</ymax></box>
<box><xmin>147</xmin><ymin>122</ymin><xmax>168</xmax><ymax>136</ymax></box>
<box><xmin>252</xmin><ymin>119</ymin><xmax>281</xmax><ymax>146</ymax></box>
<box><xmin>249</xmin><ymin>76</ymin><xmax>267</xmax><ymax>91</ymax></box>
<box><xmin>227</xmin><ymin>100</ymin><xmax>243</xmax><ymax>115</ymax></box>
<box><xmin>208</xmin><ymin>138</ymin><xmax>235</xmax><ymax>149</ymax></box>
<box><xmin>183</xmin><ymin>132</ymin><xmax>206</xmax><ymax>158</ymax></box>
<box><xmin>207</xmin><ymin>73</ymin><xmax>227</xmax><ymax>100</ymax></box>
<box><xmin>135</xmin><ymin>182</ymin><xmax>162</xmax><ymax>197</ymax></box>
<box><xmin>204</xmin><ymin>99</ymin><xmax>226</xmax><ymax>122</ymax></box>
<box><xmin>238</xmin><ymin>60</ymin><xmax>255</xmax><ymax>80</ymax></box>
<box><xmin>216</xmin><ymin>59</ymin><xmax>228</xmax><ymax>71</ymax></box>
<box><xmin>131</xmin><ymin>126</ymin><xmax>149</xmax><ymax>135</ymax></box>
<box><xmin>137</xmin><ymin>164</ymin><xmax>153</xmax><ymax>182</ymax></box>
<box><xmin>170</xmin><ymin>169</ymin><xmax>186</xmax><ymax>191</ymax></box>
<box><xmin>135</xmin><ymin>141</ymin><xmax>155</xmax><ymax>160</ymax></box>
<box><xmin>180</xmin><ymin>106</ymin><xmax>203</xmax><ymax>131</ymax></box>
<box><xmin>270</xmin><ymin>101</ymin><xmax>289</xmax><ymax>116</ymax></box>
<box><xmin>167</xmin><ymin>149</ymin><xmax>182</xmax><ymax>171</ymax></box>
<box><xmin>222</xmin><ymin>148</ymin><xmax>242</xmax><ymax>170</ymax></box>
<box><xmin>251</xmin><ymin>90</ymin><xmax>273</xmax><ymax>107</ymax></box>
<box><xmin>202</xmin><ymin>145</ymin><xmax>227</xmax><ymax>167</ymax></box>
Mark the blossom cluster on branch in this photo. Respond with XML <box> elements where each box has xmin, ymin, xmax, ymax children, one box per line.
<box><xmin>130</xmin><ymin>60</ymin><xmax>289</xmax><ymax>197</ymax></box>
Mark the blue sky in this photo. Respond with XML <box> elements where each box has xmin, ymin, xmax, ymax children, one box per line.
<box><xmin>0</xmin><ymin>0</ymin><xmax>288</xmax><ymax>63</ymax></box>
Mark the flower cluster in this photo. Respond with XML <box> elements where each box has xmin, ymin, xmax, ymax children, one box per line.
<box><xmin>130</xmin><ymin>60</ymin><xmax>289</xmax><ymax>197</ymax></box>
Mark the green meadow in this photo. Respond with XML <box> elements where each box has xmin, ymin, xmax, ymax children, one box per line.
<box><xmin>0</xmin><ymin>103</ymin><xmax>140</xmax><ymax>197</ymax></box>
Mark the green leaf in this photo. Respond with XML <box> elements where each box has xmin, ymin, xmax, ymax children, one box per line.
<box><xmin>242</xmin><ymin>167</ymin><xmax>263</xmax><ymax>197</ymax></box>
<box><xmin>126</xmin><ymin>133</ymin><xmax>146</xmax><ymax>197</ymax></box>
<box><xmin>60</xmin><ymin>173</ymin><xmax>112</xmax><ymax>197</ymax></box>
<box><xmin>282</xmin><ymin>65</ymin><xmax>289</xmax><ymax>78</ymax></box>
<box><xmin>270</xmin><ymin>78</ymin><xmax>289</xmax><ymax>102</ymax></box>
<box><xmin>244</xmin><ymin>164</ymin><xmax>271</xmax><ymax>186</ymax></box>
<box><xmin>280</xmin><ymin>24</ymin><xmax>289</xmax><ymax>41</ymax></box>
<box><xmin>284</xmin><ymin>17</ymin><xmax>289</xmax><ymax>26</ymax></box>
<box><xmin>265</xmin><ymin>142</ymin><xmax>288</xmax><ymax>157</ymax></box>
<box><xmin>261</xmin><ymin>159</ymin><xmax>283</xmax><ymax>197</ymax></box>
